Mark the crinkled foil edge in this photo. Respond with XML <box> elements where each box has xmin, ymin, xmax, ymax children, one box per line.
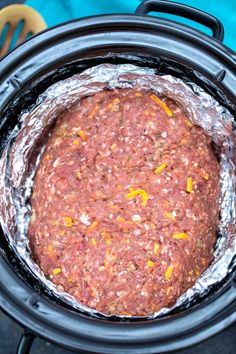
<box><xmin>0</xmin><ymin>64</ymin><xmax>236</xmax><ymax>319</ymax></box>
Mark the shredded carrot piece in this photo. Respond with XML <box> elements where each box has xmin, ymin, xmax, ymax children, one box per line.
<box><xmin>110</xmin><ymin>204</ymin><xmax>119</xmax><ymax>210</ymax></box>
<box><xmin>116</xmin><ymin>184</ymin><xmax>122</xmax><ymax>190</ymax></box>
<box><xmin>88</xmin><ymin>104</ymin><xmax>99</xmax><ymax>119</ymax></box>
<box><xmin>101</xmin><ymin>230</ymin><xmax>112</xmax><ymax>245</ymax></box>
<box><xmin>164</xmin><ymin>211</ymin><xmax>175</xmax><ymax>220</ymax></box>
<box><xmin>78</xmin><ymin>130</ymin><xmax>86</xmax><ymax>140</ymax></box>
<box><xmin>104</xmin><ymin>249</ymin><xmax>110</xmax><ymax>267</ymax></box>
<box><xmin>63</xmin><ymin>132</ymin><xmax>73</xmax><ymax>137</ymax></box>
<box><xmin>165</xmin><ymin>265</ymin><xmax>173</xmax><ymax>281</ymax></box>
<box><xmin>180</xmin><ymin>138</ymin><xmax>188</xmax><ymax>145</ymax></box>
<box><xmin>64</xmin><ymin>216</ymin><xmax>73</xmax><ymax>227</ymax></box>
<box><xmin>201</xmin><ymin>171</ymin><xmax>209</xmax><ymax>180</ymax></box>
<box><xmin>134</xmin><ymin>92</ymin><xmax>142</xmax><ymax>97</ymax></box>
<box><xmin>195</xmin><ymin>270</ymin><xmax>200</xmax><ymax>276</ymax></box>
<box><xmin>108</xmin><ymin>98</ymin><xmax>120</xmax><ymax>111</ymax></box>
<box><xmin>147</xmin><ymin>121</ymin><xmax>154</xmax><ymax>128</ymax></box>
<box><xmin>122</xmin><ymin>227</ymin><xmax>129</xmax><ymax>233</ymax></box>
<box><xmin>60</xmin><ymin>230</ymin><xmax>65</xmax><ymax>236</ymax></box>
<box><xmin>87</xmin><ymin>220</ymin><xmax>98</xmax><ymax>233</ymax></box>
<box><xmin>73</xmin><ymin>139</ymin><xmax>79</xmax><ymax>145</ymax></box>
<box><xmin>150</xmin><ymin>94</ymin><xmax>173</xmax><ymax>117</ymax></box>
<box><xmin>91</xmin><ymin>238</ymin><xmax>97</xmax><ymax>246</ymax></box>
<box><xmin>51</xmin><ymin>220</ymin><xmax>59</xmax><ymax>226</ymax></box>
<box><xmin>48</xmin><ymin>244</ymin><xmax>54</xmax><ymax>258</ymax></box>
<box><xmin>76</xmin><ymin>171</ymin><xmax>81</xmax><ymax>180</ymax></box>
<box><xmin>110</xmin><ymin>143</ymin><xmax>117</xmax><ymax>150</ymax></box>
<box><xmin>113</xmin><ymin>98</ymin><xmax>120</xmax><ymax>104</ymax></box>
<box><xmin>201</xmin><ymin>258</ymin><xmax>206</xmax><ymax>265</ymax></box>
<box><xmin>186</xmin><ymin>119</ymin><xmax>193</xmax><ymax>127</ymax></box>
<box><xmin>52</xmin><ymin>267</ymin><xmax>62</xmax><ymax>275</ymax></box>
<box><xmin>125</xmin><ymin>188</ymin><xmax>149</xmax><ymax>207</ymax></box>
<box><xmin>166</xmin><ymin>287</ymin><xmax>171</xmax><ymax>296</ymax></box>
<box><xmin>186</xmin><ymin>177</ymin><xmax>193</xmax><ymax>193</ymax></box>
<box><xmin>172</xmin><ymin>233</ymin><xmax>189</xmax><ymax>239</ymax></box>
<box><xmin>150</xmin><ymin>222</ymin><xmax>156</xmax><ymax>230</ymax></box>
<box><xmin>90</xmin><ymin>287</ymin><xmax>97</xmax><ymax>297</ymax></box>
<box><xmin>117</xmin><ymin>216</ymin><xmax>126</xmax><ymax>223</ymax></box>
<box><xmin>147</xmin><ymin>260</ymin><xmax>155</xmax><ymax>268</ymax></box>
<box><xmin>154</xmin><ymin>162</ymin><xmax>167</xmax><ymax>175</ymax></box>
<box><xmin>154</xmin><ymin>242</ymin><xmax>160</xmax><ymax>255</ymax></box>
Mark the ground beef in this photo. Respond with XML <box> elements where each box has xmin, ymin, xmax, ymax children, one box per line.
<box><xmin>28</xmin><ymin>88</ymin><xmax>220</xmax><ymax>316</ymax></box>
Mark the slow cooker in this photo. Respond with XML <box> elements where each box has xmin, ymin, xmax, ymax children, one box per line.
<box><xmin>0</xmin><ymin>1</ymin><xmax>236</xmax><ymax>353</ymax></box>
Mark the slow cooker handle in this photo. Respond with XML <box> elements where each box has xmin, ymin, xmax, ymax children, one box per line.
<box><xmin>135</xmin><ymin>0</ymin><xmax>224</xmax><ymax>42</ymax></box>
<box><xmin>17</xmin><ymin>331</ymin><xmax>35</xmax><ymax>354</ymax></box>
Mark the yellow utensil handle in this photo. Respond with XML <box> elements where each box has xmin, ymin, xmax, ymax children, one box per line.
<box><xmin>0</xmin><ymin>4</ymin><xmax>47</xmax><ymax>33</ymax></box>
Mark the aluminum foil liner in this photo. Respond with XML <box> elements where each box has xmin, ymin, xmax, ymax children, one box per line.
<box><xmin>0</xmin><ymin>64</ymin><xmax>236</xmax><ymax>319</ymax></box>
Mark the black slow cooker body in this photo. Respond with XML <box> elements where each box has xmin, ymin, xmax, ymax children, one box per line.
<box><xmin>0</xmin><ymin>1</ymin><xmax>236</xmax><ymax>353</ymax></box>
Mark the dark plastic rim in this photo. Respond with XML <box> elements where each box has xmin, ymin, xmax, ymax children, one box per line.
<box><xmin>0</xmin><ymin>8</ymin><xmax>236</xmax><ymax>354</ymax></box>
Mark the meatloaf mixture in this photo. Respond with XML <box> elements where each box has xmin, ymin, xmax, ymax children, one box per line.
<box><xmin>28</xmin><ymin>88</ymin><xmax>220</xmax><ymax>316</ymax></box>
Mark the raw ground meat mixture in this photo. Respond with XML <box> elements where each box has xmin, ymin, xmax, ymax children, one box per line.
<box><xmin>28</xmin><ymin>88</ymin><xmax>220</xmax><ymax>316</ymax></box>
